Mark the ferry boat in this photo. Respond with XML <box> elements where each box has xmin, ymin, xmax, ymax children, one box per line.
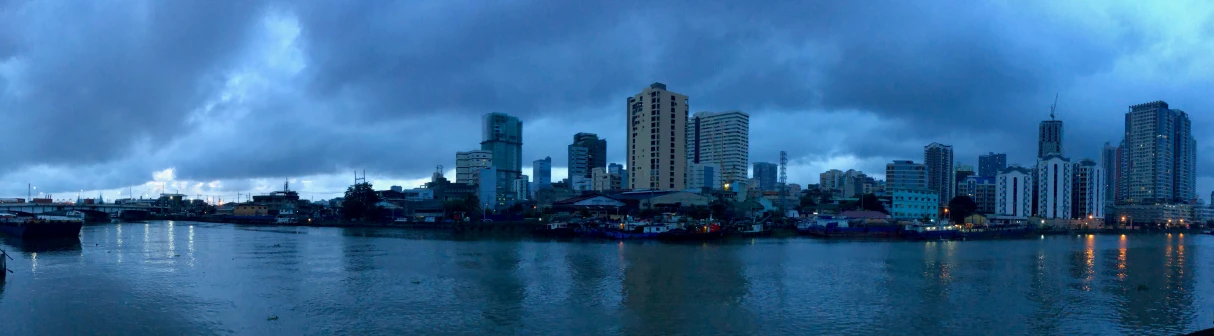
<box><xmin>274</xmin><ymin>209</ymin><xmax>298</xmax><ymax>224</ymax></box>
<box><xmin>0</xmin><ymin>212</ymin><xmax>84</xmax><ymax>238</ymax></box>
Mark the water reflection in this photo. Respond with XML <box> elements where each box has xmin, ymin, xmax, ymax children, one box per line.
<box><xmin>619</xmin><ymin>243</ymin><xmax>753</xmax><ymax>335</ymax></box>
<box><xmin>0</xmin><ymin>236</ymin><xmax>82</xmax><ymax>254</ymax></box>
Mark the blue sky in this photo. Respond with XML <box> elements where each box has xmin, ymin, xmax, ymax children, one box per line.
<box><xmin>1</xmin><ymin>0</ymin><xmax>1212</xmax><ymax>202</ymax></box>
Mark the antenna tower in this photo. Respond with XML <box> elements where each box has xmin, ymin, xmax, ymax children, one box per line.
<box><xmin>778</xmin><ymin>151</ymin><xmax>788</xmax><ymax>213</ymax></box>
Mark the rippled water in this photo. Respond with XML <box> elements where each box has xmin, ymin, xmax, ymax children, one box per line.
<box><xmin>1</xmin><ymin>221</ymin><xmax>1211</xmax><ymax>335</ymax></box>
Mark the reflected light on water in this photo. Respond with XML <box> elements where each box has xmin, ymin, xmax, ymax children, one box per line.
<box><xmin>167</xmin><ymin>222</ymin><xmax>175</xmax><ymax>259</ymax></box>
<box><xmin>188</xmin><ymin>225</ymin><xmax>195</xmax><ymax>266</ymax></box>
<box><xmin>1117</xmin><ymin>236</ymin><xmax>1127</xmax><ymax>280</ymax></box>
<box><xmin>30</xmin><ymin>252</ymin><xmax>37</xmax><ymax>273</ymax></box>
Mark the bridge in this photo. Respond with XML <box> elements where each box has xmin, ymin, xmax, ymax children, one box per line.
<box><xmin>0</xmin><ymin>203</ymin><xmax>165</xmax><ymax>220</ymax></box>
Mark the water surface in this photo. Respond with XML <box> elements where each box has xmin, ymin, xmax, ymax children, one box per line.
<box><xmin>1</xmin><ymin>221</ymin><xmax>1211</xmax><ymax>335</ymax></box>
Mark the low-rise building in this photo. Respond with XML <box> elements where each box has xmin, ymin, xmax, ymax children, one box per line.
<box><xmin>889</xmin><ymin>189</ymin><xmax>939</xmax><ymax>220</ymax></box>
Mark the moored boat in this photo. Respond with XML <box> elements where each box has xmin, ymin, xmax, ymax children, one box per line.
<box><xmin>534</xmin><ymin>221</ymin><xmax>578</xmax><ymax>237</ymax></box>
<box><xmin>0</xmin><ymin>212</ymin><xmax>83</xmax><ymax>239</ymax></box>
<box><xmin>901</xmin><ymin>223</ymin><xmax>960</xmax><ymax>240</ymax></box>
<box><xmin>658</xmin><ymin>223</ymin><xmax>725</xmax><ymax>241</ymax></box>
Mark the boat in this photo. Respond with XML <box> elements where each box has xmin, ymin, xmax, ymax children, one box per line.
<box><xmin>534</xmin><ymin>221</ymin><xmax>578</xmax><ymax>237</ymax></box>
<box><xmin>603</xmin><ymin>222</ymin><xmax>672</xmax><ymax>239</ymax></box>
<box><xmin>901</xmin><ymin>223</ymin><xmax>961</xmax><ymax>240</ymax></box>
<box><xmin>734</xmin><ymin>222</ymin><xmax>772</xmax><ymax>237</ymax></box>
<box><xmin>658</xmin><ymin>223</ymin><xmax>725</xmax><ymax>241</ymax></box>
<box><xmin>0</xmin><ymin>212</ymin><xmax>83</xmax><ymax>238</ymax></box>
<box><xmin>957</xmin><ymin>224</ymin><xmax>1035</xmax><ymax>240</ymax></box>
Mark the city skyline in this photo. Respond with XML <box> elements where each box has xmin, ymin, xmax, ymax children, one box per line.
<box><xmin>1</xmin><ymin>1</ymin><xmax>1213</xmax><ymax>203</ymax></box>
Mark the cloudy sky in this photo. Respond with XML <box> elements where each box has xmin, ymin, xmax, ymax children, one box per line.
<box><xmin>1</xmin><ymin>0</ymin><xmax>1212</xmax><ymax>203</ymax></box>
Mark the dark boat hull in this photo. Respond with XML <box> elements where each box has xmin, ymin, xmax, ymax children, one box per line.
<box><xmin>0</xmin><ymin>221</ymin><xmax>83</xmax><ymax>239</ymax></box>
<box><xmin>657</xmin><ymin>231</ymin><xmax>725</xmax><ymax>241</ymax></box>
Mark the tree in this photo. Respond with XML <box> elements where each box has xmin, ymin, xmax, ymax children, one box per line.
<box><xmin>799</xmin><ymin>194</ymin><xmax>817</xmax><ymax>208</ymax></box>
<box><xmin>342</xmin><ymin>182</ymin><xmax>382</xmax><ymax>221</ymax></box>
<box><xmin>857</xmin><ymin>193</ymin><xmax>888</xmax><ymax>214</ymax></box>
<box><xmin>947</xmin><ymin>195</ymin><xmax>978</xmax><ymax>224</ymax></box>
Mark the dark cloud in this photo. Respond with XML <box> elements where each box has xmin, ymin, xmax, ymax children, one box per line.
<box><xmin>0</xmin><ymin>0</ymin><xmax>1211</xmax><ymax>197</ymax></box>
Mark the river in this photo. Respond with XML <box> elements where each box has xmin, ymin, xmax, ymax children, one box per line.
<box><xmin>0</xmin><ymin>221</ymin><xmax>1211</xmax><ymax>335</ymax></box>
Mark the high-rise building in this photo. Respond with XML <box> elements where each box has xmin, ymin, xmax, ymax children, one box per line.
<box><xmin>1039</xmin><ymin>119</ymin><xmax>1063</xmax><ymax>158</ymax></box>
<box><xmin>753</xmin><ymin>162</ymin><xmax>778</xmax><ymax>191</ymax></box>
<box><xmin>514</xmin><ymin>175</ymin><xmax>530</xmax><ymax>201</ymax></box>
<box><xmin>840</xmin><ymin>170</ymin><xmax>877</xmax><ymax>197</ymax></box>
<box><xmin>885</xmin><ymin>160</ymin><xmax>926</xmax><ymax>190</ymax></box>
<box><xmin>626</xmin><ymin>82</ymin><xmax>688</xmax><ymax>190</ymax></box>
<box><xmin>481</xmin><ymin>112</ymin><xmax>523</xmax><ymax>197</ymax></box>
<box><xmin>1072</xmin><ymin>159</ymin><xmax>1104</xmax><ymax>220</ymax></box>
<box><xmin>531</xmin><ymin>157</ymin><xmax>552</xmax><ymax>197</ymax></box>
<box><xmin>924</xmin><ymin>143</ymin><xmax>954</xmax><ymax>206</ymax></box>
<box><xmin>1037</xmin><ymin>154</ymin><xmax>1073</xmax><ymax>219</ymax></box>
<box><xmin>1121</xmin><ymin>101</ymin><xmax>1197</xmax><ymax>204</ymax></box>
<box><xmin>955</xmin><ymin>167</ymin><xmax>975</xmax><ymax>200</ymax></box>
<box><xmin>962</xmin><ymin>176</ymin><xmax>996</xmax><ymax>214</ymax></box>
<box><xmin>819</xmin><ymin>169</ymin><xmax>844</xmax><ymax>190</ymax></box>
<box><xmin>568</xmin><ymin>133</ymin><xmax>607</xmax><ymax>181</ymax></box>
<box><xmin>609</xmin><ymin>163</ymin><xmax>627</xmax><ymax>189</ymax></box>
<box><xmin>686</xmin><ymin>163</ymin><xmax>720</xmax><ymax>191</ymax></box>
<box><xmin>686</xmin><ymin>111</ymin><xmax>749</xmax><ymax>188</ymax></box>
<box><xmin>456</xmin><ymin>150</ymin><xmax>493</xmax><ymax>185</ymax></box>
<box><xmin>1099</xmin><ymin>143</ymin><xmax>1118</xmax><ymax>205</ymax></box>
<box><xmin>995</xmin><ymin>166</ymin><xmax>1033</xmax><ymax>218</ymax></box>
<box><xmin>476</xmin><ymin>166</ymin><xmax>497</xmax><ymax>211</ymax></box>
<box><xmin>978</xmin><ymin>152</ymin><xmax>1007</xmax><ymax>178</ymax></box>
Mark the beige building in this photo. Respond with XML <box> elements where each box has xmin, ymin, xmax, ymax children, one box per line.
<box><xmin>627</xmin><ymin>82</ymin><xmax>688</xmax><ymax>190</ymax></box>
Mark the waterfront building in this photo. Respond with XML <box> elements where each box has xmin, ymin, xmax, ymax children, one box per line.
<box><xmin>924</xmin><ymin>143</ymin><xmax>954</xmax><ymax>207</ymax></box>
<box><xmin>995</xmin><ymin>166</ymin><xmax>1034</xmax><ymax>218</ymax></box>
<box><xmin>531</xmin><ymin>157</ymin><xmax>552</xmax><ymax>197</ymax></box>
<box><xmin>1037</xmin><ymin>154</ymin><xmax>1073</xmax><ymax>219</ymax></box>
<box><xmin>886</xmin><ymin>160</ymin><xmax>926</xmax><ymax>190</ymax></box>
<box><xmin>455</xmin><ymin>150</ymin><xmax>493</xmax><ymax>185</ymax></box>
<box><xmin>626</xmin><ymin>82</ymin><xmax>688</xmax><ymax>190</ymax></box>
<box><xmin>819</xmin><ymin>169</ymin><xmax>844</xmax><ymax>191</ymax></box>
<box><xmin>753</xmin><ymin>162</ymin><xmax>778</xmax><ymax>191</ymax></box>
<box><xmin>978</xmin><ymin>152</ymin><xmax>1007</xmax><ymax>178</ymax></box>
<box><xmin>962</xmin><ymin>176</ymin><xmax>996</xmax><ymax>214</ymax></box>
<box><xmin>686</xmin><ymin>162</ymin><xmax>720</xmax><ymax>192</ymax></box>
<box><xmin>955</xmin><ymin>167</ymin><xmax>975</xmax><ymax>201</ymax></box>
<box><xmin>592</xmin><ymin>167</ymin><xmax>622</xmax><ymax>191</ymax></box>
<box><xmin>1072</xmin><ymin>159</ymin><xmax>1104</xmax><ymax>220</ymax></box>
<box><xmin>889</xmin><ymin>189</ymin><xmax>940</xmax><ymax>220</ymax></box>
<box><xmin>686</xmin><ymin>111</ymin><xmax>749</xmax><ymax>189</ymax></box>
<box><xmin>568</xmin><ymin>133</ymin><xmax>607</xmax><ymax>183</ymax></box>
<box><xmin>1120</xmin><ymin>101</ymin><xmax>1196</xmax><ymax>204</ymax></box>
<box><xmin>481</xmin><ymin>112</ymin><xmax>523</xmax><ymax>202</ymax></box>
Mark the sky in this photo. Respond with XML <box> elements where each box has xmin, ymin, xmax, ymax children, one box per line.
<box><xmin>1</xmin><ymin>0</ymin><xmax>1213</xmax><ymax>203</ymax></box>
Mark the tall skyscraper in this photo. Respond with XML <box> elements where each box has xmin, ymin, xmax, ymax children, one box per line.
<box><xmin>978</xmin><ymin>152</ymin><xmax>1007</xmax><ymax>178</ymax></box>
<box><xmin>885</xmin><ymin>160</ymin><xmax>926</xmax><ymax>190</ymax></box>
<box><xmin>568</xmin><ymin>133</ymin><xmax>607</xmax><ymax>181</ymax></box>
<box><xmin>481</xmin><ymin>112</ymin><xmax>523</xmax><ymax>197</ymax></box>
<box><xmin>995</xmin><ymin>166</ymin><xmax>1033</xmax><ymax>218</ymax></box>
<box><xmin>1037</xmin><ymin>154</ymin><xmax>1072</xmax><ymax>219</ymax></box>
<box><xmin>1121</xmin><ymin>101</ymin><xmax>1197</xmax><ymax>203</ymax></box>
<box><xmin>752</xmin><ymin>162</ymin><xmax>778</xmax><ymax>191</ymax></box>
<box><xmin>456</xmin><ymin>150</ymin><xmax>493</xmax><ymax>185</ymax></box>
<box><xmin>1100</xmin><ymin>143</ymin><xmax>1118</xmax><ymax>204</ymax></box>
<box><xmin>626</xmin><ymin>82</ymin><xmax>688</xmax><ymax>190</ymax></box>
<box><xmin>686</xmin><ymin>111</ymin><xmax>750</xmax><ymax>188</ymax></box>
<box><xmin>1072</xmin><ymin>159</ymin><xmax>1104</xmax><ymax>220</ymax></box>
<box><xmin>531</xmin><ymin>157</ymin><xmax>552</xmax><ymax>197</ymax></box>
<box><xmin>924</xmin><ymin>143</ymin><xmax>954</xmax><ymax>206</ymax></box>
<box><xmin>1039</xmin><ymin>118</ymin><xmax>1063</xmax><ymax>158</ymax></box>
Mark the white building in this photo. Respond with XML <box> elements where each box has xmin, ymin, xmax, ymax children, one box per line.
<box><xmin>819</xmin><ymin>169</ymin><xmax>844</xmax><ymax>191</ymax></box>
<box><xmin>456</xmin><ymin>150</ymin><xmax>493</xmax><ymax>185</ymax></box>
<box><xmin>995</xmin><ymin>166</ymin><xmax>1033</xmax><ymax>218</ymax></box>
<box><xmin>591</xmin><ymin>167</ymin><xmax>622</xmax><ymax>191</ymax></box>
<box><xmin>1037</xmin><ymin>154</ymin><xmax>1073</xmax><ymax>219</ymax></box>
<box><xmin>1072</xmin><ymin>159</ymin><xmax>1104</xmax><ymax>219</ymax></box>
<box><xmin>514</xmin><ymin>175</ymin><xmax>530</xmax><ymax>201</ymax></box>
<box><xmin>686</xmin><ymin>111</ymin><xmax>749</xmax><ymax>188</ymax></box>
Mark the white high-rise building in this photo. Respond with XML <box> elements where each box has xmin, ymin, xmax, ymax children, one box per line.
<box><xmin>456</xmin><ymin>150</ymin><xmax>493</xmax><ymax>185</ymax></box>
<box><xmin>995</xmin><ymin>166</ymin><xmax>1033</xmax><ymax>218</ymax></box>
<box><xmin>686</xmin><ymin>111</ymin><xmax>749</xmax><ymax>189</ymax></box>
<box><xmin>627</xmin><ymin>82</ymin><xmax>688</xmax><ymax>190</ymax></box>
<box><xmin>1037</xmin><ymin>154</ymin><xmax>1073</xmax><ymax>219</ymax></box>
<box><xmin>1072</xmin><ymin>159</ymin><xmax>1104</xmax><ymax>219</ymax></box>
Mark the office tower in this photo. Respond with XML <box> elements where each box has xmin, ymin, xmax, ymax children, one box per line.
<box><xmin>978</xmin><ymin>152</ymin><xmax>1007</xmax><ymax>178</ymax></box>
<box><xmin>1037</xmin><ymin>154</ymin><xmax>1072</xmax><ymax>219</ymax></box>
<box><xmin>885</xmin><ymin>160</ymin><xmax>926</xmax><ymax>190</ymax></box>
<box><xmin>962</xmin><ymin>176</ymin><xmax>996</xmax><ymax>214</ymax></box>
<box><xmin>1100</xmin><ymin>143</ymin><xmax>1118</xmax><ymax>204</ymax></box>
<box><xmin>1072</xmin><ymin>159</ymin><xmax>1104</xmax><ymax>220</ymax></box>
<box><xmin>686</xmin><ymin>111</ymin><xmax>750</xmax><ymax>188</ymax></box>
<box><xmin>686</xmin><ymin>163</ymin><xmax>720</xmax><ymax>191</ymax></box>
<box><xmin>995</xmin><ymin>166</ymin><xmax>1033</xmax><ymax>218</ymax></box>
<box><xmin>924</xmin><ymin>143</ymin><xmax>954</xmax><ymax>205</ymax></box>
<box><xmin>626</xmin><ymin>82</ymin><xmax>688</xmax><ymax>190</ymax></box>
<box><xmin>481</xmin><ymin>112</ymin><xmax>523</xmax><ymax>197</ymax></box>
<box><xmin>819</xmin><ymin>169</ymin><xmax>844</xmax><ymax>190</ymax></box>
<box><xmin>568</xmin><ymin>133</ymin><xmax>607</xmax><ymax>181</ymax></box>
<box><xmin>1039</xmin><ymin>119</ymin><xmax>1063</xmax><ymax>158</ymax></box>
<box><xmin>456</xmin><ymin>150</ymin><xmax>493</xmax><ymax>185</ymax></box>
<box><xmin>1121</xmin><ymin>101</ymin><xmax>1197</xmax><ymax>203</ymax></box>
<box><xmin>476</xmin><ymin>166</ymin><xmax>497</xmax><ymax>210</ymax></box>
<box><xmin>531</xmin><ymin>157</ymin><xmax>552</xmax><ymax>197</ymax></box>
<box><xmin>753</xmin><ymin>162</ymin><xmax>778</xmax><ymax>191</ymax></box>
